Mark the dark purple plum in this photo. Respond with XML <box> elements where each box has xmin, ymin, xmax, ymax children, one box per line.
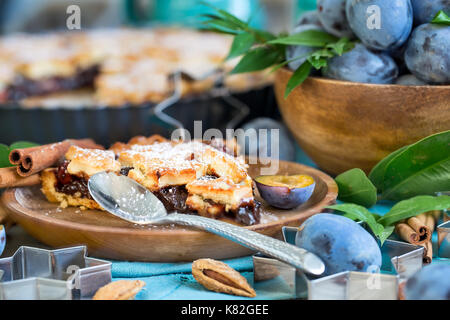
<box><xmin>322</xmin><ymin>43</ymin><xmax>398</xmax><ymax>84</ymax></box>
<box><xmin>395</xmin><ymin>74</ymin><xmax>427</xmax><ymax>85</ymax></box>
<box><xmin>346</xmin><ymin>0</ymin><xmax>413</xmax><ymax>50</ymax></box>
<box><xmin>411</xmin><ymin>0</ymin><xmax>450</xmax><ymax>25</ymax></box>
<box><xmin>286</xmin><ymin>24</ymin><xmax>324</xmax><ymax>71</ymax></box>
<box><xmin>317</xmin><ymin>0</ymin><xmax>354</xmax><ymax>37</ymax></box>
<box><xmin>405</xmin><ymin>23</ymin><xmax>450</xmax><ymax>84</ymax></box>
<box><xmin>405</xmin><ymin>264</ymin><xmax>450</xmax><ymax>300</ymax></box>
<box><xmin>254</xmin><ymin>175</ymin><xmax>315</xmax><ymax>209</ymax></box>
<box><xmin>295</xmin><ymin>214</ymin><xmax>382</xmax><ymax>276</ymax></box>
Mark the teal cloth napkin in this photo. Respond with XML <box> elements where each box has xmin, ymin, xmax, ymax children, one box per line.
<box><xmin>111</xmin><ymin>257</ymin><xmax>291</xmax><ymax>300</ymax></box>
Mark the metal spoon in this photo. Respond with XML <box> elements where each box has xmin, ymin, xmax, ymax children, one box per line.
<box><xmin>88</xmin><ymin>172</ymin><xmax>325</xmax><ymax>276</ymax></box>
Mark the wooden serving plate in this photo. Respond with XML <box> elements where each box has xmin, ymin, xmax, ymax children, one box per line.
<box><xmin>1</xmin><ymin>160</ymin><xmax>337</xmax><ymax>262</ymax></box>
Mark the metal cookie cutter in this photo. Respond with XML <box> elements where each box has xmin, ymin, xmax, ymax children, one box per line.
<box><xmin>152</xmin><ymin>69</ymin><xmax>250</xmax><ymax>138</ymax></box>
<box><xmin>0</xmin><ymin>246</ymin><xmax>111</xmax><ymax>300</ymax></box>
<box><xmin>253</xmin><ymin>226</ymin><xmax>424</xmax><ymax>300</ymax></box>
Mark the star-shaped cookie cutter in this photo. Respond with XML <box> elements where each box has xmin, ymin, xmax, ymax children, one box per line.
<box><xmin>253</xmin><ymin>225</ymin><xmax>424</xmax><ymax>300</ymax></box>
<box><xmin>152</xmin><ymin>70</ymin><xmax>250</xmax><ymax>138</ymax></box>
<box><xmin>0</xmin><ymin>245</ymin><xmax>111</xmax><ymax>300</ymax></box>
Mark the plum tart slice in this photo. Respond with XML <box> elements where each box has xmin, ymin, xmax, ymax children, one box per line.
<box><xmin>41</xmin><ymin>136</ymin><xmax>261</xmax><ymax>225</ymax></box>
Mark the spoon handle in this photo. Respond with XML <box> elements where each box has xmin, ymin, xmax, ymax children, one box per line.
<box><xmin>159</xmin><ymin>213</ymin><xmax>325</xmax><ymax>275</ymax></box>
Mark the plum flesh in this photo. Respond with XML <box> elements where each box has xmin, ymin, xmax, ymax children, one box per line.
<box><xmin>255</xmin><ymin>175</ymin><xmax>315</xmax><ymax>209</ymax></box>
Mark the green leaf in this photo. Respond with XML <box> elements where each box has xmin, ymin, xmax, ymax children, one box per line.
<box><xmin>230</xmin><ymin>47</ymin><xmax>281</xmax><ymax>74</ymax></box>
<box><xmin>0</xmin><ymin>144</ymin><xmax>12</xmax><ymax>168</ymax></box>
<box><xmin>326</xmin><ymin>38</ymin><xmax>354</xmax><ymax>56</ymax></box>
<box><xmin>378</xmin><ymin>225</ymin><xmax>395</xmax><ymax>246</ymax></box>
<box><xmin>309</xmin><ymin>48</ymin><xmax>334</xmax><ymax>59</ymax></box>
<box><xmin>200</xmin><ymin>1</ymin><xmax>248</xmax><ymax>28</ymax></box>
<box><xmin>211</xmin><ymin>8</ymin><xmax>248</xmax><ymax>29</ymax></box>
<box><xmin>431</xmin><ymin>10</ymin><xmax>450</xmax><ymax>25</ymax></box>
<box><xmin>268</xmin><ymin>30</ymin><xmax>338</xmax><ymax>47</ymax></box>
<box><xmin>202</xmin><ymin>19</ymin><xmax>241</xmax><ymax>35</ymax></box>
<box><xmin>307</xmin><ymin>48</ymin><xmax>334</xmax><ymax>69</ymax></box>
<box><xmin>284</xmin><ymin>61</ymin><xmax>312</xmax><ymax>98</ymax></box>
<box><xmin>377</xmin><ymin>195</ymin><xmax>450</xmax><ymax>226</ymax></box>
<box><xmin>307</xmin><ymin>56</ymin><xmax>328</xmax><ymax>69</ymax></box>
<box><xmin>368</xmin><ymin>145</ymin><xmax>409</xmax><ymax>190</ymax></box>
<box><xmin>335</xmin><ymin>168</ymin><xmax>378</xmax><ymax>208</ymax></box>
<box><xmin>327</xmin><ymin>203</ymin><xmax>385</xmax><ymax>238</ymax></box>
<box><xmin>374</xmin><ymin>130</ymin><xmax>450</xmax><ymax>200</ymax></box>
<box><xmin>253</xmin><ymin>30</ymin><xmax>277</xmax><ymax>42</ymax></box>
<box><xmin>227</xmin><ymin>33</ymin><xmax>255</xmax><ymax>59</ymax></box>
<box><xmin>9</xmin><ymin>141</ymin><xmax>39</xmax><ymax>150</ymax></box>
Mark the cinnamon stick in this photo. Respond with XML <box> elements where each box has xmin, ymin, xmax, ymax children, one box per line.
<box><xmin>423</xmin><ymin>213</ymin><xmax>436</xmax><ymax>232</ymax></box>
<box><xmin>428</xmin><ymin>210</ymin><xmax>442</xmax><ymax>222</ymax></box>
<box><xmin>9</xmin><ymin>139</ymin><xmax>103</xmax><ymax>177</ymax></box>
<box><xmin>395</xmin><ymin>223</ymin><xmax>423</xmax><ymax>244</ymax></box>
<box><xmin>417</xmin><ymin>213</ymin><xmax>436</xmax><ymax>264</ymax></box>
<box><xmin>0</xmin><ymin>167</ymin><xmax>40</xmax><ymax>188</ymax></box>
<box><xmin>406</xmin><ymin>216</ymin><xmax>431</xmax><ymax>241</ymax></box>
<box><xmin>421</xmin><ymin>241</ymin><xmax>433</xmax><ymax>264</ymax></box>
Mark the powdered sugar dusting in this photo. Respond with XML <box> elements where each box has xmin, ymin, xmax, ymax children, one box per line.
<box><xmin>121</xmin><ymin>140</ymin><xmax>248</xmax><ymax>176</ymax></box>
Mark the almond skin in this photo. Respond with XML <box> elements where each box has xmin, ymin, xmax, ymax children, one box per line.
<box><xmin>192</xmin><ymin>258</ymin><xmax>256</xmax><ymax>298</ymax></box>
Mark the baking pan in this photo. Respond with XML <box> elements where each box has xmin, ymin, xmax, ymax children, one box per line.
<box><xmin>0</xmin><ymin>86</ymin><xmax>277</xmax><ymax>147</ymax></box>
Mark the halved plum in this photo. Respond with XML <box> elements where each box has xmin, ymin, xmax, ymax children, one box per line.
<box><xmin>254</xmin><ymin>175</ymin><xmax>315</xmax><ymax>209</ymax></box>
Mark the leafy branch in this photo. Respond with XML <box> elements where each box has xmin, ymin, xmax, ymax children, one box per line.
<box><xmin>200</xmin><ymin>4</ymin><xmax>355</xmax><ymax>97</ymax></box>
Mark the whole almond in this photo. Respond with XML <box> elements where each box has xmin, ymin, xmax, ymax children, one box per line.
<box><xmin>92</xmin><ymin>280</ymin><xmax>145</xmax><ymax>300</ymax></box>
<box><xmin>192</xmin><ymin>258</ymin><xmax>256</xmax><ymax>298</ymax></box>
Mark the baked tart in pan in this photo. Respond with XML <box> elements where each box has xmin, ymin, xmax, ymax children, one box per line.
<box><xmin>0</xmin><ymin>28</ymin><xmax>271</xmax><ymax>106</ymax></box>
<box><xmin>0</xmin><ymin>28</ymin><xmax>276</xmax><ymax>146</ymax></box>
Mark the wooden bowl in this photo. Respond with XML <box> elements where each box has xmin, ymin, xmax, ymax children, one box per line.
<box><xmin>1</xmin><ymin>160</ymin><xmax>337</xmax><ymax>262</ymax></box>
<box><xmin>274</xmin><ymin>68</ymin><xmax>450</xmax><ymax>175</ymax></box>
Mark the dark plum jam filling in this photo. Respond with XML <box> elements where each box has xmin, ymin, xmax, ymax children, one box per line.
<box><xmin>119</xmin><ymin>166</ymin><xmax>133</xmax><ymax>176</ymax></box>
<box><xmin>154</xmin><ymin>186</ymin><xmax>190</xmax><ymax>213</ymax></box>
<box><xmin>6</xmin><ymin>65</ymin><xmax>99</xmax><ymax>101</ymax></box>
<box><xmin>54</xmin><ymin>161</ymin><xmax>91</xmax><ymax>199</ymax></box>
